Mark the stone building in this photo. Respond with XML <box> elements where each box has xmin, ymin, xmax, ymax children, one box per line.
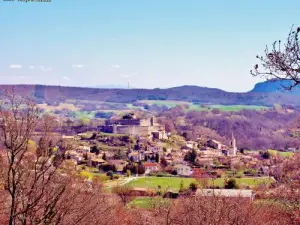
<box><xmin>98</xmin><ymin>113</ymin><xmax>167</xmax><ymax>139</ymax></box>
<box><xmin>228</xmin><ymin>133</ymin><xmax>237</xmax><ymax>157</ymax></box>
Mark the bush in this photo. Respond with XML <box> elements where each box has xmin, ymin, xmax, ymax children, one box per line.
<box><xmin>137</xmin><ymin>164</ymin><xmax>145</xmax><ymax>175</ymax></box>
<box><xmin>148</xmin><ymin>172</ymin><xmax>176</xmax><ymax>177</ymax></box>
<box><xmin>95</xmin><ymin>111</ymin><xmax>113</xmax><ymax>119</ymax></box>
<box><xmin>171</xmin><ymin>170</ymin><xmax>178</xmax><ymax>176</ymax></box>
<box><xmin>101</xmin><ymin>164</ymin><xmax>117</xmax><ymax>172</ymax></box>
<box><xmin>260</xmin><ymin>151</ymin><xmax>271</xmax><ymax>159</ymax></box>
<box><xmin>189</xmin><ymin>182</ymin><xmax>198</xmax><ymax>192</ymax></box>
<box><xmin>106</xmin><ymin>171</ymin><xmax>113</xmax><ymax>179</ymax></box>
<box><xmin>224</xmin><ymin>178</ymin><xmax>239</xmax><ymax>189</ymax></box>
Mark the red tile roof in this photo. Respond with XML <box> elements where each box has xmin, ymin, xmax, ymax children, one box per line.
<box><xmin>143</xmin><ymin>163</ymin><xmax>159</xmax><ymax>167</ymax></box>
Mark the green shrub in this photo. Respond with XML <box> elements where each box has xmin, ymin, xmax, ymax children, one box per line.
<box><xmin>189</xmin><ymin>182</ymin><xmax>198</xmax><ymax>192</ymax></box>
<box><xmin>224</xmin><ymin>178</ymin><xmax>239</xmax><ymax>189</ymax></box>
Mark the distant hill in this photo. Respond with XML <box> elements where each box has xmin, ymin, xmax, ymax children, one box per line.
<box><xmin>0</xmin><ymin>83</ymin><xmax>300</xmax><ymax>107</ymax></box>
<box><xmin>250</xmin><ymin>80</ymin><xmax>300</xmax><ymax>95</ymax></box>
<box><xmin>92</xmin><ymin>84</ymin><xmax>129</xmax><ymax>89</ymax></box>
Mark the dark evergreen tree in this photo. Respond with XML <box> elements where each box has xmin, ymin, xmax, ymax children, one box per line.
<box><xmin>91</xmin><ymin>146</ymin><xmax>100</xmax><ymax>155</ymax></box>
<box><xmin>184</xmin><ymin>149</ymin><xmax>197</xmax><ymax>163</ymax></box>
<box><xmin>137</xmin><ymin>164</ymin><xmax>145</xmax><ymax>175</ymax></box>
<box><xmin>130</xmin><ymin>156</ymin><xmax>134</xmax><ymax>162</ymax></box>
<box><xmin>225</xmin><ymin>178</ymin><xmax>238</xmax><ymax>189</ymax></box>
<box><xmin>102</xmin><ymin>153</ymin><xmax>107</xmax><ymax>160</ymax></box>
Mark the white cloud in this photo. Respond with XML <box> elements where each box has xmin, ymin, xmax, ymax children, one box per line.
<box><xmin>40</xmin><ymin>66</ymin><xmax>52</xmax><ymax>72</ymax></box>
<box><xmin>62</xmin><ymin>76</ymin><xmax>70</xmax><ymax>81</ymax></box>
<box><xmin>9</xmin><ymin>64</ymin><xmax>22</xmax><ymax>69</ymax></box>
<box><xmin>29</xmin><ymin>66</ymin><xmax>35</xmax><ymax>69</ymax></box>
<box><xmin>72</xmin><ymin>64</ymin><xmax>87</xmax><ymax>69</ymax></box>
<box><xmin>112</xmin><ymin>64</ymin><xmax>120</xmax><ymax>69</ymax></box>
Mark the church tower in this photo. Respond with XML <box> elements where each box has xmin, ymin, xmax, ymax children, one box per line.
<box><xmin>230</xmin><ymin>132</ymin><xmax>237</xmax><ymax>156</ymax></box>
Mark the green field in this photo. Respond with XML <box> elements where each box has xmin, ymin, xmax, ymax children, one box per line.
<box><xmin>138</xmin><ymin>100</ymin><xmax>268</xmax><ymax>111</ymax></box>
<box><xmin>139</xmin><ymin>100</ymin><xmax>191</xmax><ymax>108</ymax></box>
<box><xmin>192</xmin><ymin>104</ymin><xmax>268</xmax><ymax>111</ymax></box>
<box><xmin>127</xmin><ymin>176</ymin><xmax>275</xmax><ymax>191</ymax></box>
<box><xmin>127</xmin><ymin>197</ymin><xmax>170</xmax><ymax>209</ymax></box>
<box><xmin>128</xmin><ymin>177</ymin><xmax>195</xmax><ymax>191</ymax></box>
<box><xmin>268</xmin><ymin>149</ymin><xmax>294</xmax><ymax>158</ymax></box>
<box><xmin>41</xmin><ymin>100</ymin><xmax>268</xmax><ymax>121</ymax></box>
<box><xmin>210</xmin><ymin>177</ymin><xmax>275</xmax><ymax>187</ymax></box>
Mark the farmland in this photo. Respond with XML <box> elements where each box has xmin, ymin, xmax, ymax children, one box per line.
<box><xmin>127</xmin><ymin>197</ymin><xmax>170</xmax><ymax>209</ymax></box>
<box><xmin>37</xmin><ymin>99</ymin><xmax>271</xmax><ymax>122</ymax></box>
<box><xmin>138</xmin><ymin>100</ymin><xmax>269</xmax><ymax>111</ymax></box>
<box><xmin>268</xmin><ymin>149</ymin><xmax>295</xmax><ymax>158</ymax></box>
<box><xmin>127</xmin><ymin>177</ymin><xmax>195</xmax><ymax>191</ymax></box>
<box><xmin>127</xmin><ymin>176</ymin><xmax>275</xmax><ymax>191</ymax></box>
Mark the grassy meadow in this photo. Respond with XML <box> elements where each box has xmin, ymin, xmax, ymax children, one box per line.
<box><xmin>127</xmin><ymin>176</ymin><xmax>274</xmax><ymax>191</ymax></box>
<box><xmin>128</xmin><ymin>177</ymin><xmax>195</xmax><ymax>191</ymax></box>
<box><xmin>38</xmin><ymin>99</ymin><xmax>270</xmax><ymax>122</ymax></box>
<box><xmin>138</xmin><ymin>100</ymin><xmax>268</xmax><ymax>111</ymax></box>
<box><xmin>127</xmin><ymin>197</ymin><xmax>170</xmax><ymax>209</ymax></box>
<box><xmin>268</xmin><ymin>149</ymin><xmax>295</xmax><ymax>158</ymax></box>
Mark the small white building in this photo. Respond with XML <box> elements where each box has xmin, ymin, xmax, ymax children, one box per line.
<box><xmin>186</xmin><ymin>141</ymin><xmax>198</xmax><ymax>149</ymax></box>
<box><xmin>128</xmin><ymin>151</ymin><xmax>143</xmax><ymax>162</ymax></box>
<box><xmin>207</xmin><ymin>139</ymin><xmax>223</xmax><ymax>150</ymax></box>
<box><xmin>66</xmin><ymin>150</ymin><xmax>83</xmax><ymax>163</ymax></box>
<box><xmin>143</xmin><ymin>163</ymin><xmax>160</xmax><ymax>174</ymax></box>
<box><xmin>76</xmin><ymin>145</ymin><xmax>90</xmax><ymax>154</ymax></box>
<box><xmin>174</xmin><ymin>164</ymin><xmax>193</xmax><ymax>176</ymax></box>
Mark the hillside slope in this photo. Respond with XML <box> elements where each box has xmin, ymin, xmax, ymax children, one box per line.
<box><xmin>0</xmin><ymin>84</ymin><xmax>299</xmax><ymax>106</ymax></box>
<box><xmin>250</xmin><ymin>80</ymin><xmax>300</xmax><ymax>95</ymax></box>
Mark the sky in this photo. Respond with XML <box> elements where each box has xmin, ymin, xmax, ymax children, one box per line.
<box><xmin>0</xmin><ymin>0</ymin><xmax>299</xmax><ymax>92</ymax></box>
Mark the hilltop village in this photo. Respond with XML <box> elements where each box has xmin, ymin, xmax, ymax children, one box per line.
<box><xmin>50</xmin><ymin>112</ymin><xmax>287</xmax><ymax>194</ymax></box>
<box><xmin>1</xmin><ymin>90</ymin><xmax>299</xmax><ymax>224</ymax></box>
<box><xmin>3</xmin><ymin>2</ymin><xmax>300</xmax><ymax>223</ymax></box>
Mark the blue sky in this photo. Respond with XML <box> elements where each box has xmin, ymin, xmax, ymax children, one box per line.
<box><xmin>0</xmin><ymin>0</ymin><xmax>299</xmax><ymax>91</ymax></box>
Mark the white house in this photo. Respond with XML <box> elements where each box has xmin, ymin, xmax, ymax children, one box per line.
<box><xmin>76</xmin><ymin>145</ymin><xmax>90</xmax><ymax>154</ymax></box>
<box><xmin>143</xmin><ymin>163</ymin><xmax>160</xmax><ymax>174</ymax></box>
<box><xmin>174</xmin><ymin>164</ymin><xmax>193</xmax><ymax>176</ymax></box>
<box><xmin>186</xmin><ymin>141</ymin><xmax>198</xmax><ymax>149</ymax></box>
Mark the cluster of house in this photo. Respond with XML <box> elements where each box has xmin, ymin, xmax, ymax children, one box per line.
<box><xmin>61</xmin><ymin>112</ymin><xmax>279</xmax><ymax>182</ymax></box>
<box><xmin>206</xmin><ymin>133</ymin><xmax>237</xmax><ymax>157</ymax></box>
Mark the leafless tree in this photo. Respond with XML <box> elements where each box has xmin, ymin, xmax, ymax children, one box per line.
<box><xmin>0</xmin><ymin>91</ymin><xmax>41</xmax><ymax>225</ymax></box>
<box><xmin>126</xmin><ymin>195</ymin><xmax>294</xmax><ymax>225</ymax></box>
<box><xmin>251</xmin><ymin>25</ymin><xmax>300</xmax><ymax>90</ymax></box>
<box><xmin>0</xmin><ymin>91</ymin><xmax>118</xmax><ymax>225</ymax></box>
<box><xmin>269</xmin><ymin>152</ymin><xmax>300</xmax><ymax>223</ymax></box>
<box><xmin>112</xmin><ymin>185</ymin><xmax>135</xmax><ymax>206</ymax></box>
